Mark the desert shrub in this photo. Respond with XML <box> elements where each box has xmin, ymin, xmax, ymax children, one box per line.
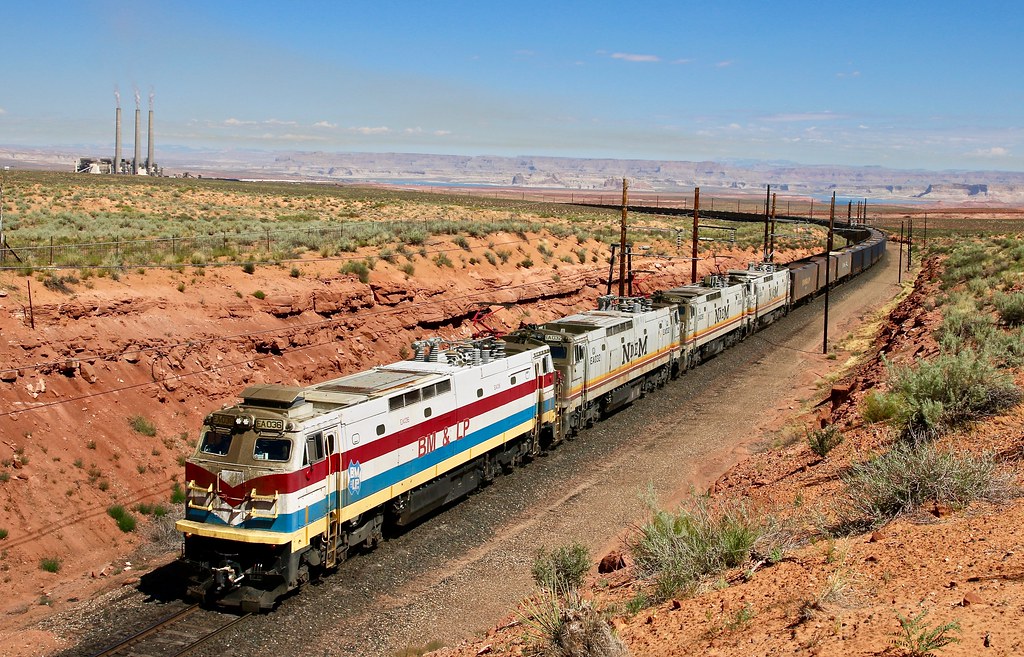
<box><xmin>888</xmin><ymin>350</ymin><xmax>1022</xmax><ymax>442</ymax></box>
<box><xmin>289</xmin><ymin>266</ymin><xmax>301</xmax><ymax>278</ymax></box>
<box><xmin>42</xmin><ymin>274</ymin><xmax>79</xmax><ymax>294</ymax></box>
<box><xmin>340</xmin><ymin>260</ymin><xmax>371</xmax><ymax>283</ymax></box>
<box><xmin>519</xmin><ymin>257</ymin><xmax>534</xmax><ymax>268</ymax></box>
<box><xmin>840</xmin><ymin>443</ymin><xmax>1013</xmax><ymax>528</ymax></box>
<box><xmin>40</xmin><ymin>557</ymin><xmax>61</xmax><ymax>573</ymax></box>
<box><xmin>994</xmin><ymin>291</ymin><xmax>1024</xmax><ymax>326</ymax></box>
<box><xmin>0</xmin><ymin>528</ymin><xmax>8</xmax><ymax>539</ymax></box>
<box><xmin>531</xmin><ymin>542</ymin><xmax>591</xmax><ymax>593</ymax></box>
<box><xmin>862</xmin><ymin>391</ymin><xmax>901</xmax><ymax>424</ymax></box>
<box><xmin>170</xmin><ymin>482</ymin><xmax>186</xmax><ymax>504</ymax></box>
<box><xmin>400</xmin><ymin>263</ymin><xmax>415</xmax><ymax>277</ymax></box>
<box><xmin>983</xmin><ymin>327</ymin><xmax>1024</xmax><ymax>368</ymax></box>
<box><xmin>519</xmin><ymin>589</ymin><xmax>628</xmax><ymax>657</ymax></box>
<box><xmin>484</xmin><ymin>251</ymin><xmax>498</xmax><ymax>266</ymax></box>
<box><xmin>432</xmin><ymin>253</ymin><xmax>454</xmax><ymax>268</ymax></box>
<box><xmin>128</xmin><ymin>415</ymin><xmax>157</xmax><ymax>437</ymax></box>
<box><xmin>576</xmin><ymin>248</ymin><xmax>588</xmax><ymax>264</ymax></box>
<box><xmin>807</xmin><ymin>425</ymin><xmax>843</xmax><ymax>458</ymax></box>
<box><xmin>107</xmin><ymin>505</ymin><xmax>137</xmax><ymax>533</ymax></box>
<box><xmin>936</xmin><ymin>300</ymin><xmax>995</xmax><ymax>349</ymax></box>
<box><xmin>892</xmin><ymin>610</ymin><xmax>960</xmax><ymax>656</ymax></box>
<box><xmin>252</xmin><ymin>290</ymin><xmax>266</xmax><ymax>299</ymax></box>
<box><xmin>241</xmin><ymin>261</ymin><xmax>255</xmax><ymax>274</ymax></box>
<box><xmin>496</xmin><ymin>249</ymin><xmax>512</xmax><ymax>264</ymax></box>
<box><xmin>628</xmin><ymin>495</ymin><xmax>772</xmax><ymax>600</ymax></box>
<box><xmin>452</xmin><ymin>236</ymin><xmax>471</xmax><ymax>251</ymax></box>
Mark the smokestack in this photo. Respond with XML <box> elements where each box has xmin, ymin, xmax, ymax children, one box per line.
<box><xmin>134</xmin><ymin>108</ymin><xmax>141</xmax><ymax>175</ymax></box>
<box><xmin>114</xmin><ymin>106</ymin><xmax>122</xmax><ymax>175</ymax></box>
<box><xmin>147</xmin><ymin>109</ymin><xmax>154</xmax><ymax>175</ymax></box>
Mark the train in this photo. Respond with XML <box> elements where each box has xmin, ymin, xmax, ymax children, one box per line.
<box><xmin>175</xmin><ymin>225</ymin><xmax>886</xmax><ymax>611</ymax></box>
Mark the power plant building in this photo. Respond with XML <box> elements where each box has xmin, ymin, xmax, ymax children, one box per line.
<box><xmin>75</xmin><ymin>94</ymin><xmax>160</xmax><ymax>176</ymax></box>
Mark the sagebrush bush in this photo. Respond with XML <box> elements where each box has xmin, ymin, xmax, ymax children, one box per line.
<box><xmin>807</xmin><ymin>425</ymin><xmax>843</xmax><ymax>458</ymax></box>
<box><xmin>994</xmin><ymin>291</ymin><xmax>1024</xmax><ymax>326</ymax></box>
<box><xmin>628</xmin><ymin>495</ymin><xmax>774</xmax><ymax>600</ymax></box>
<box><xmin>840</xmin><ymin>443</ymin><xmax>1013</xmax><ymax>527</ymax></box>
<box><xmin>519</xmin><ymin>589</ymin><xmax>628</xmax><ymax>657</ymax></box>
<box><xmin>340</xmin><ymin>259</ymin><xmax>371</xmax><ymax>283</ymax></box>
<box><xmin>531</xmin><ymin>542</ymin><xmax>591</xmax><ymax>593</ymax></box>
<box><xmin>107</xmin><ymin>505</ymin><xmax>137</xmax><ymax>533</ymax></box>
<box><xmin>887</xmin><ymin>350</ymin><xmax>1022</xmax><ymax>442</ymax></box>
<box><xmin>861</xmin><ymin>390</ymin><xmax>900</xmax><ymax>424</ymax></box>
<box><xmin>128</xmin><ymin>415</ymin><xmax>157</xmax><ymax>437</ymax></box>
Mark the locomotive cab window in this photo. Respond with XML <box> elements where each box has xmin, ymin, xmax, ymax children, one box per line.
<box><xmin>303</xmin><ymin>431</ymin><xmax>325</xmax><ymax>465</ymax></box>
<box><xmin>253</xmin><ymin>437</ymin><xmax>291</xmax><ymax>462</ymax></box>
<box><xmin>200</xmin><ymin>430</ymin><xmax>232</xmax><ymax>456</ymax></box>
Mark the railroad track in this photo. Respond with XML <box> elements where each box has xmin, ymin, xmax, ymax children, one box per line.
<box><xmin>90</xmin><ymin>603</ymin><xmax>250</xmax><ymax>657</ymax></box>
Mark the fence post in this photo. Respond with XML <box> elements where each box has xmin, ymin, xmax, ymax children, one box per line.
<box><xmin>50</xmin><ymin>237</ymin><xmax>54</xmax><ymax>265</ymax></box>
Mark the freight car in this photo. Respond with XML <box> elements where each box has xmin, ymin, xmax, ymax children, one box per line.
<box><xmin>177</xmin><ymin>228</ymin><xmax>886</xmax><ymax>610</ymax></box>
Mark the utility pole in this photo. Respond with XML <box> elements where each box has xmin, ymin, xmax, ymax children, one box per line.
<box><xmin>769</xmin><ymin>193</ymin><xmax>777</xmax><ymax>261</ymax></box>
<box><xmin>762</xmin><ymin>185</ymin><xmax>771</xmax><ymax>262</ymax></box>
<box><xmin>0</xmin><ymin>173</ymin><xmax>5</xmax><ymax>263</ymax></box>
<box><xmin>618</xmin><ymin>178</ymin><xmax>628</xmax><ymax>297</ymax></box>
<box><xmin>898</xmin><ymin>221</ymin><xmax>904</xmax><ymax>285</ymax></box>
<box><xmin>823</xmin><ymin>192</ymin><xmax>835</xmax><ymax>355</ymax></box>
<box><xmin>907</xmin><ymin>218</ymin><xmax>913</xmax><ymax>271</ymax></box>
<box><xmin>691</xmin><ymin>187</ymin><xmax>700</xmax><ymax>283</ymax></box>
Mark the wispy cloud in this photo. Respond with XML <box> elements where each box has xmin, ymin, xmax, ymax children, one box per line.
<box><xmin>349</xmin><ymin>126</ymin><xmax>390</xmax><ymax>135</ymax></box>
<box><xmin>0</xmin><ymin>107</ymin><xmax>6</xmax><ymax>115</ymax></box>
<box><xmin>836</xmin><ymin>70</ymin><xmax>861</xmax><ymax>78</ymax></box>
<box><xmin>715</xmin><ymin>60</ymin><xmax>733</xmax><ymax>68</ymax></box>
<box><xmin>970</xmin><ymin>146</ymin><xmax>1010</xmax><ymax>157</ymax></box>
<box><xmin>224</xmin><ymin>117</ymin><xmax>297</xmax><ymax>127</ymax></box>
<box><xmin>762</xmin><ymin>111</ymin><xmax>848</xmax><ymax>122</ymax></box>
<box><xmin>671</xmin><ymin>58</ymin><xmax>693</xmax><ymax>65</ymax></box>
<box><xmin>313</xmin><ymin>121</ymin><xmax>337</xmax><ymax>129</ymax></box>
<box><xmin>610</xmin><ymin>52</ymin><xmax>660</xmax><ymax>63</ymax></box>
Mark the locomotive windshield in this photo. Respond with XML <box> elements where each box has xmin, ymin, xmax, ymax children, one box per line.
<box><xmin>254</xmin><ymin>438</ymin><xmax>291</xmax><ymax>462</ymax></box>
<box><xmin>199</xmin><ymin>430</ymin><xmax>232</xmax><ymax>456</ymax></box>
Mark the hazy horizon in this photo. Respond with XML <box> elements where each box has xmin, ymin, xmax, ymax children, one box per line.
<box><xmin>3</xmin><ymin>1</ymin><xmax>1023</xmax><ymax>172</ymax></box>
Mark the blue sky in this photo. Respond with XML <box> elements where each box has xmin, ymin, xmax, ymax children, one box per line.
<box><xmin>2</xmin><ymin>1</ymin><xmax>1022</xmax><ymax>171</ymax></box>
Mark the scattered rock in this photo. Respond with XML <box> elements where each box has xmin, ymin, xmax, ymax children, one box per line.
<box><xmin>931</xmin><ymin>501</ymin><xmax>954</xmax><ymax>518</ymax></box>
<box><xmin>598</xmin><ymin>551</ymin><xmax>626</xmax><ymax>573</ymax></box>
<box><xmin>79</xmin><ymin>361</ymin><xmax>98</xmax><ymax>383</ymax></box>
<box><xmin>0</xmin><ymin>369</ymin><xmax>17</xmax><ymax>383</ymax></box>
<box><xmin>869</xmin><ymin>530</ymin><xmax>884</xmax><ymax>543</ymax></box>
<box><xmin>962</xmin><ymin>591</ymin><xmax>987</xmax><ymax>606</ymax></box>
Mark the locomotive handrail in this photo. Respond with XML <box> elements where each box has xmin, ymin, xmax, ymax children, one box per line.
<box><xmin>249</xmin><ymin>488</ymin><xmax>279</xmax><ymax>503</ymax></box>
<box><xmin>248</xmin><ymin>489</ymin><xmax>280</xmax><ymax>519</ymax></box>
<box><xmin>187</xmin><ymin>480</ymin><xmax>214</xmax><ymax>493</ymax></box>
